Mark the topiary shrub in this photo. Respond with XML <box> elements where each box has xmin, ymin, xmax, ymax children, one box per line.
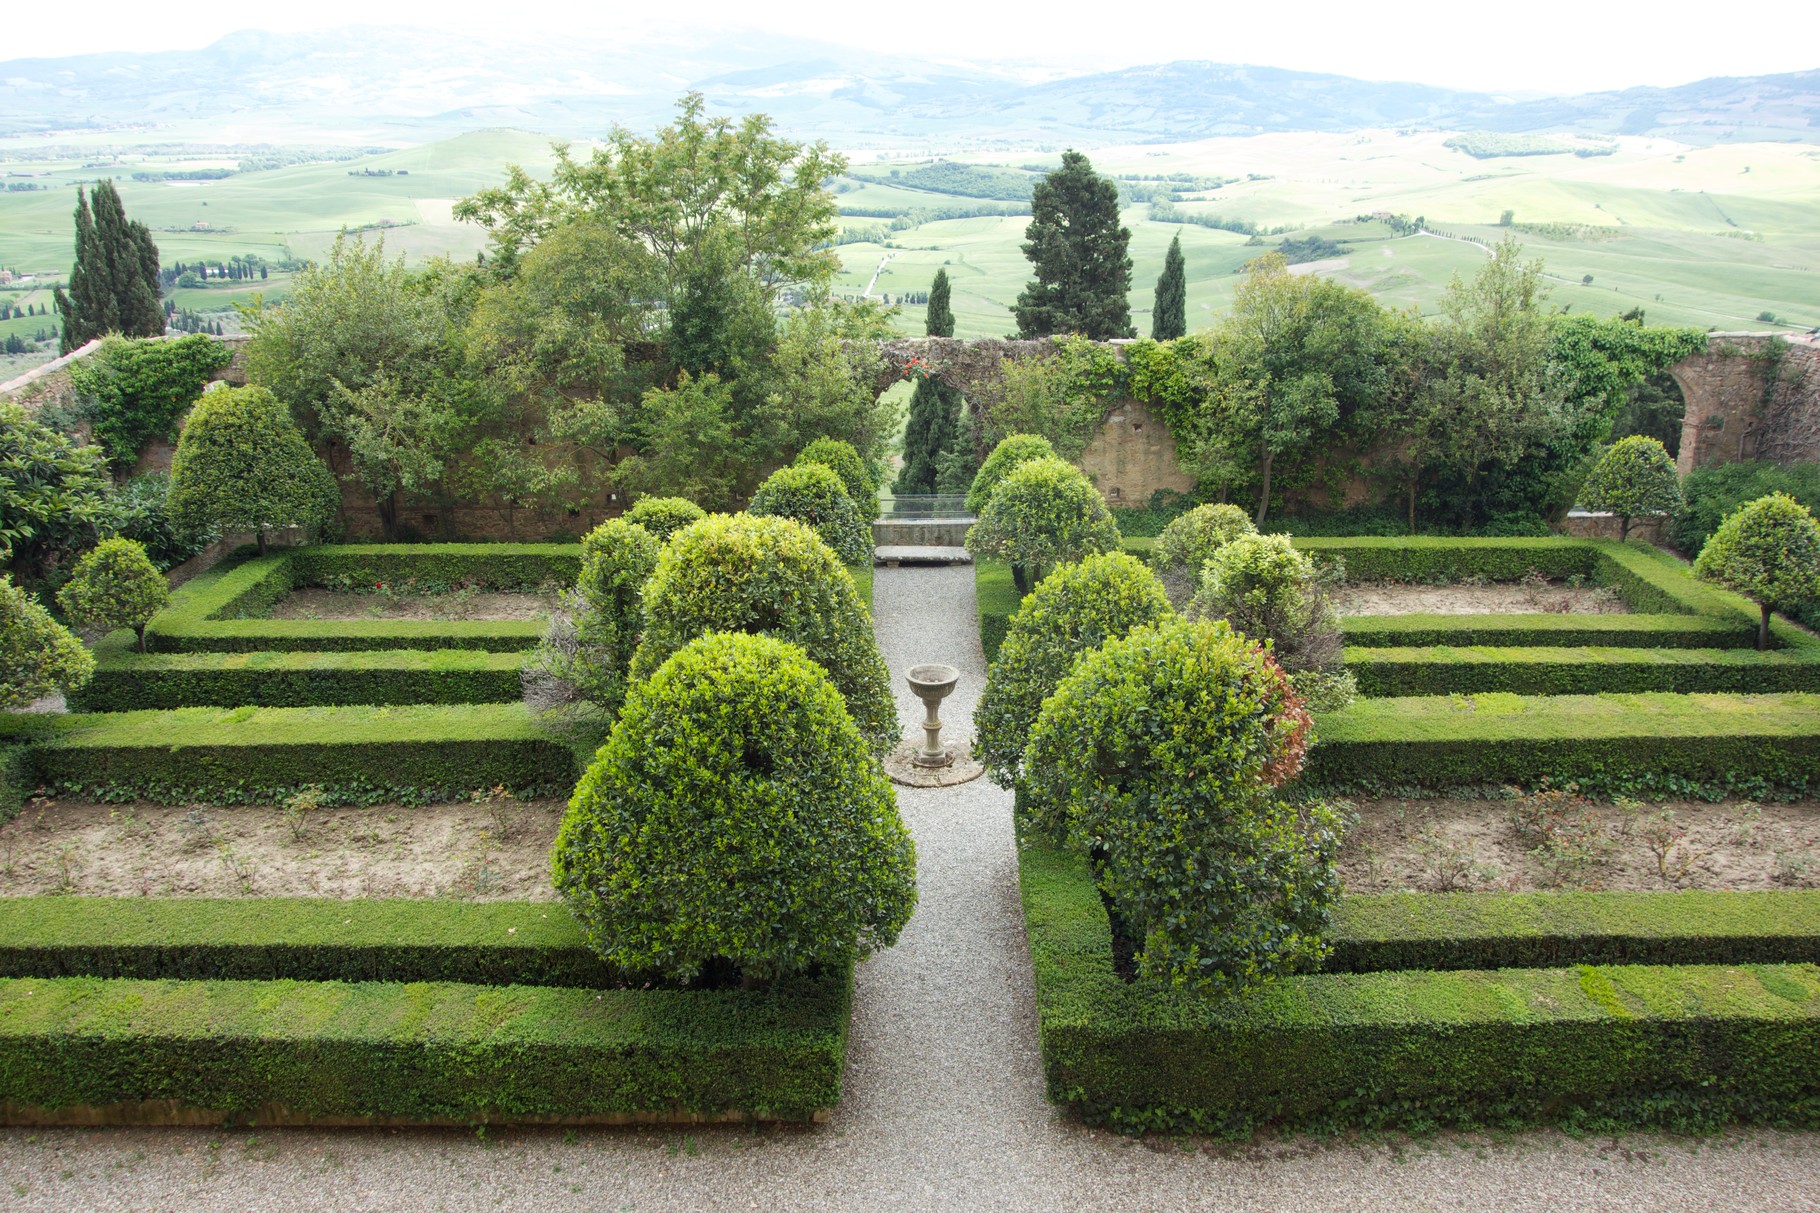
<box><xmin>794</xmin><ymin>437</ymin><xmax>879</xmax><ymax>519</ymax></box>
<box><xmin>1</xmin><ymin>574</ymin><xmax>94</xmax><ymax>708</ymax></box>
<box><xmin>623</xmin><ymin>496</ymin><xmax>706</xmax><ymax>542</ymax></box>
<box><xmin>166</xmin><ymin>385</ymin><xmax>339</xmax><ymax>555</ymax></box>
<box><xmin>1670</xmin><ymin>460</ymin><xmax>1820</xmax><ymax>556</ymax></box>
<box><xmin>965</xmin><ymin>456</ymin><xmax>1121</xmax><ymax>593</ymax></box>
<box><xmin>975</xmin><ymin>552</ymin><xmax>1174</xmax><ymax>790</ymax></box>
<box><xmin>1022</xmin><ymin>618</ymin><xmax>1338</xmax><ymax>995</ymax></box>
<box><xmin>1189</xmin><ymin>532</ymin><xmax>1355</xmax><ymax>711</ymax></box>
<box><xmin>1694</xmin><ymin>492</ymin><xmax>1820</xmax><ymax>651</ymax></box>
<box><xmin>965</xmin><ymin>432</ymin><xmax>1057</xmax><ymax>515</ymax></box>
<box><xmin>1152</xmin><ymin>502</ymin><xmax>1257</xmax><ymax>605</ymax></box>
<box><xmin>1579</xmin><ymin>435</ymin><xmax>1683</xmax><ymax>541</ymax></box>
<box><xmin>55</xmin><ymin>537</ymin><xmax>169</xmax><ymax>652</ymax></box>
<box><xmin>524</xmin><ymin>519</ymin><xmax>660</xmax><ymax>718</ymax></box>
<box><xmin>748</xmin><ymin>463</ymin><xmax>872</xmax><ymax>566</ymax></box>
<box><xmin>631</xmin><ymin>513</ymin><xmax>898</xmax><ymax>753</ymax></box>
<box><xmin>552</xmin><ymin>631</ymin><xmax>917</xmax><ymax>983</ymax></box>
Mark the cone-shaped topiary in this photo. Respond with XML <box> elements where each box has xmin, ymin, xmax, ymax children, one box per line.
<box><xmin>965</xmin><ymin>432</ymin><xmax>1056</xmax><ymax>516</ymax></box>
<box><xmin>748</xmin><ymin>463</ymin><xmax>872</xmax><ymax>566</ymax></box>
<box><xmin>1022</xmin><ymin>617</ymin><xmax>1336</xmax><ymax>995</ymax></box>
<box><xmin>55</xmin><ymin>536</ymin><xmax>169</xmax><ymax>652</ymax></box>
<box><xmin>794</xmin><ymin>437</ymin><xmax>878</xmax><ymax>519</ymax></box>
<box><xmin>631</xmin><ymin>513</ymin><xmax>898</xmax><ymax>753</ymax></box>
<box><xmin>552</xmin><ymin>631</ymin><xmax>917</xmax><ymax>983</ymax></box>
<box><xmin>525</xmin><ymin>519</ymin><xmax>660</xmax><ymax>717</ymax></box>
<box><xmin>166</xmin><ymin>385</ymin><xmax>338</xmax><ymax>554</ymax></box>
<box><xmin>965</xmin><ymin>456</ymin><xmax>1121</xmax><ymax>593</ymax></box>
<box><xmin>1580</xmin><ymin>435</ymin><xmax>1683</xmax><ymax>542</ymax></box>
<box><xmin>1</xmin><ymin>574</ymin><xmax>94</xmax><ymax>708</ymax></box>
<box><xmin>975</xmin><ymin>552</ymin><xmax>1174</xmax><ymax>790</ymax></box>
<box><xmin>1152</xmin><ymin>503</ymin><xmax>1257</xmax><ymax>605</ymax></box>
<box><xmin>1694</xmin><ymin>492</ymin><xmax>1820</xmax><ymax>651</ymax></box>
<box><xmin>623</xmin><ymin>496</ymin><xmax>706</xmax><ymax>542</ymax></box>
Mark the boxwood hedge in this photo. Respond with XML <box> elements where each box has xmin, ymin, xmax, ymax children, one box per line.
<box><xmin>1347</xmin><ymin>644</ymin><xmax>1820</xmax><ymax>697</ymax></box>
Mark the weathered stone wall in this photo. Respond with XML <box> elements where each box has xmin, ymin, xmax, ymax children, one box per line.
<box><xmin>1672</xmin><ymin>335</ymin><xmax>1820</xmax><ymax>475</ymax></box>
<box><xmin>1078</xmin><ymin>397</ymin><xmax>1194</xmax><ymax>504</ymax></box>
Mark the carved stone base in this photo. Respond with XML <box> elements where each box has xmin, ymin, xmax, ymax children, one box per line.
<box><xmin>883</xmin><ymin>743</ymin><xmax>985</xmax><ymax>788</ymax></box>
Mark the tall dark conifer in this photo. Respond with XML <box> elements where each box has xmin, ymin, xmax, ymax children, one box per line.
<box><xmin>1012</xmin><ymin>150</ymin><xmax>1133</xmax><ymax>340</ymax></box>
<box><xmin>1152</xmin><ymin>232</ymin><xmax>1187</xmax><ymax>340</ymax></box>
<box><xmin>54</xmin><ymin>180</ymin><xmax>164</xmax><ymax>354</ymax></box>
<box><xmin>925</xmin><ymin>267</ymin><xmax>954</xmax><ymax>338</ymax></box>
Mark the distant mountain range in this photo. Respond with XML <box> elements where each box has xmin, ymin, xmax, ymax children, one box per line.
<box><xmin>1</xmin><ymin>27</ymin><xmax>1814</xmax><ymax>148</ymax></box>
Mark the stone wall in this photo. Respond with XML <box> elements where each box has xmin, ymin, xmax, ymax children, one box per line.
<box><xmin>1672</xmin><ymin>334</ymin><xmax>1820</xmax><ymax>475</ymax></box>
<box><xmin>1078</xmin><ymin>398</ymin><xmax>1194</xmax><ymax>505</ymax></box>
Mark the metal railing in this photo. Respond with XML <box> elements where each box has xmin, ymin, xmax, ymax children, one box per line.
<box><xmin>876</xmin><ymin>494</ymin><xmax>974</xmax><ymax>521</ymax></box>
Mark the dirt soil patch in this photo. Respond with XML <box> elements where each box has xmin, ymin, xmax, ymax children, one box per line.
<box><xmin>1339</xmin><ymin>582</ymin><xmax>1628</xmax><ymax>616</ymax></box>
<box><xmin>268</xmin><ymin>588</ymin><xmax>558</xmax><ymax>622</ymax></box>
<box><xmin>0</xmin><ymin>796</ymin><xmax>563</xmax><ymax>900</ymax></box>
<box><xmin>1339</xmin><ymin>794</ymin><xmax>1820</xmax><ymax>893</ymax></box>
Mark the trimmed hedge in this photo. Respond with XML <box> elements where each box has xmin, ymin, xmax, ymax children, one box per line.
<box><xmin>1308</xmin><ymin>692</ymin><xmax>1820</xmax><ymax>797</ymax></box>
<box><xmin>1338</xmin><ymin>613</ymin><xmax>1760</xmax><ymax>649</ymax></box>
<box><xmin>0</xmin><ymin>970</ymin><xmax>849</xmax><ymax>1124</ymax></box>
<box><xmin>1329</xmin><ymin>890</ymin><xmax>1820</xmax><ymax>973</ymax></box>
<box><xmin>1296</xmin><ymin>536</ymin><xmax>1600</xmax><ymax>585</ymax></box>
<box><xmin>0</xmin><ymin>897</ymin><xmax>619</xmax><ymax>988</ymax></box>
<box><xmin>1020</xmin><ymin>836</ymin><xmax>1820</xmax><ymax>1134</ymax></box>
<box><xmin>145</xmin><ymin>546</ymin><xmax>578</xmax><ymax>654</ymax></box>
<box><xmin>70</xmin><ymin>642</ymin><xmax>526</xmax><ymax>710</ymax></box>
<box><xmin>1347</xmin><ymin>644</ymin><xmax>1820</xmax><ymax>697</ymax></box>
<box><xmin>976</xmin><ymin>559</ymin><xmax>1024</xmax><ymax>662</ymax></box>
<box><xmin>0</xmin><ymin>703</ymin><xmax>584</xmax><ymax>802</ymax></box>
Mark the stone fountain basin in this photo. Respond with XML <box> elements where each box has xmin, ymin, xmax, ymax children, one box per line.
<box><xmin>906</xmin><ymin>663</ymin><xmax>959</xmax><ymax>700</ymax></box>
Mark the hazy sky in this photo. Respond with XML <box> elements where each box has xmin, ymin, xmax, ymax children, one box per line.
<box><xmin>7</xmin><ymin>1</ymin><xmax>1810</xmax><ymax>95</ymax></box>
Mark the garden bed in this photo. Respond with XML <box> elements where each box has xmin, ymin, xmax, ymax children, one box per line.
<box><xmin>1339</xmin><ymin>582</ymin><xmax>1627</xmax><ymax>616</ymax></box>
<box><xmin>268</xmin><ymin>588</ymin><xmax>558</xmax><ymax>623</ymax></box>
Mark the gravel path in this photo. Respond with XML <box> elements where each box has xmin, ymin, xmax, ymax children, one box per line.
<box><xmin>6</xmin><ymin>563</ymin><xmax>1820</xmax><ymax>1211</ymax></box>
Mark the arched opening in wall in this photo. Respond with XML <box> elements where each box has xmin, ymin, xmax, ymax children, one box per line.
<box><xmin>881</xmin><ymin>377</ymin><xmax>978</xmax><ymax>517</ymax></box>
<box><xmin>1607</xmin><ymin>369</ymin><xmax>1687</xmax><ymax>457</ymax></box>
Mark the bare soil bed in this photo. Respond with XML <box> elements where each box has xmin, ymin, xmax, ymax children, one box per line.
<box><xmin>0</xmin><ymin>796</ymin><xmax>562</xmax><ymax>900</ymax></box>
<box><xmin>1339</xmin><ymin>582</ymin><xmax>1628</xmax><ymax>616</ymax></box>
<box><xmin>1339</xmin><ymin>794</ymin><xmax>1820</xmax><ymax>894</ymax></box>
<box><xmin>267</xmin><ymin>588</ymin><xmax>558</xmax><ymax>622</ymax></box>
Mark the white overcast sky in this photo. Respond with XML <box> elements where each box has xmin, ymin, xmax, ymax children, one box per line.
<box><xmin>5</xmin><ymin>0</ymin><xmax>1807</xmax><ymax>95</ymax></box>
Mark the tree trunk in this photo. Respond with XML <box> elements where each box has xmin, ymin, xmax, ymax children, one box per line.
<box><xmin>1619</xmin><ymin>514</ymin><xmax>1632</xmax><ymax>543</ymax></box>
<box><xmin>1761</xmin><ymin>603</ymin><xmax>1772</xmax><ymax>652</ymax></box>
<box><xmin>377</xmin><ymin>493</ymin><xmax>399</xmax><ymax>543</ymax></box>
<box><xmin>135</xmin><ymin>625</ymin><xmax>147</xmax><ymax>654</ymax></box>
<box><xmin>1011</xmin><ymin>563</ymin><xmax>1031</xmax><ymax>595</ymax></box>
<box><xmin>1407</xmin><ymin>476</ymin><xmax>1418</xmax><ymax>535</ymax></box>
<box><xmin>256</xmin><ymin>528</ymin><xmax>267</xmax><ymax>557</ymax></box>
<box><xmin>1255</xmin><ymin>450</ymin><xmax>1274</xmax><ymax>526</ymax></box>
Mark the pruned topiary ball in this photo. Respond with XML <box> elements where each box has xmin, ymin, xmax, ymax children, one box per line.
<box><xmin>794</xmin><ymin>437</ymin><xmax>879</xmax><ymax>519</ymax></box>
<box><xmin>1695</xmin><ymin>491</ymin><xmax>1820</xmax><ymax>650</ymax></box>
<box><xmin>630</xmin><ymin>513</ymin><xmax>898</xmax><ymax>753</ymax></box>
<box><xmin>965</xmin><ymin>432</ymin><xmax>1057</xmax><ymax>516</ymax></box>
<box><xmin>552</xmin><ymin>631</ymin><xmax>917</xmax><ymax>983</ymax></box>
<box><xmin>964</xmin><ymin>456</ymin><xmax>1121</xmax><ymax>590</ymax></box>
<box><xmin>1153</xmin><ymin>503</ymin><xmax>1257</xmax><ymax>604</ymax></box>
<box><xmin>748</xmin><ymin>463</ymin><xmax>872</xmax><ymax>566</ymax></box>
<box><xmin>624</xmin><ymin>496</ymin><xmax>706</xmax><ymax>542</ymax></box>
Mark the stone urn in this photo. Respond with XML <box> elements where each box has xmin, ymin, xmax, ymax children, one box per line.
<box><xmin>906</xmin><ymin>663</ymin><xmax>960</xmax><ymax>768</ymax></box>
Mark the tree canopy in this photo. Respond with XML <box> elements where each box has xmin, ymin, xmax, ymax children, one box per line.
<box><xmin>54</xmin><ymin>180</ymin><xmax>164</xmax><ymax>354</ymax></box>
<box><xmin>1013</xmin><ymin>151</ymin><xmax>1134</xmax><ymax>341</ymax></box>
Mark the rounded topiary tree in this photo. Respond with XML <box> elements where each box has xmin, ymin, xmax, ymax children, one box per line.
<box><xmin>1190</xmin><ymin>532</ymin><xmax>1353</xmax><ymax>710</ymax></box>
<box><xmin>1</xmin><ymin>574</ymin><xmax>94</xmax><ymax>708</ymax></box>
<box><xmin>795</xmin><ymin>437</ymin><xmax>879</xmax><ymax>519</ymax></box>
<box><xmin>1694</xmin><ymin>492</ymin><xmax>1820</xmax><ymax>651</ymax></box>
<box><xmin>525</xmin><ymin>519</ymin><xmax>660</xmax><ymax>717</ymax></box>
<box><xmin>166</xmin><ymin>385</ymin><xmax>339</xmax><ymax>554</ymax></box>
<box><xmin>1152</xmin><ymin>503</ymin><xmax>1257</xmax><ymax>605</ymax></box>
<box><xmin>975</xmin><ymin>552</ymin><xmax>1174</xmax><ymax>790</ymax></box>
<box><xmin>964</xmin><ymin>456</ymin><xmax>1121</xmax><ymax>593</ymax></box>
<box><xmin>631</xmin><ymin>513</ymin><xmax>898</xmax><ymax>753</ymax></box>
<box><xmin>1023</xmin><ymin>618</ymin><xmax>1338</xmax><ymax>995</ymax></box>
<box><xmin>748</xmin><ymin>463</ymin><xmax>871</xmax><ymax>566</ymax></box>
<box><xmin>965</xmin><ymin>432</ymin><xmax>1056</xmax><ymax>515</ymax></box>
<box><xmin>552</xmin><ymin>631</ymin><xmax>917</xmax><ymax>983</ymax></box>
<box><xmin>624</xmin><ymin>496</ymin><xmax>706</xmax><ymax>542</ymax></box>
<box><xmin>1580</xmin><ymin>435</ymin><xmax>1683</xmax><ymax>542</ymax></box>
<box><xmin>55</xmin><ymin>537</ymin><xmax>169</xmax><ymax>652</ymax></box>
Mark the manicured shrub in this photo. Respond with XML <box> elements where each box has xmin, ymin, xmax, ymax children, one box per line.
<box><xmin>965</xmin><ymin>457</ymin><xmax>1121</xmax><ymax>593</ymax></box>
<box><xmin>0</xmin><ymin>575</ymin><xmax>94</xmax><ymax>709</ymax></box>
<box><xmin>524</xmin><ymin>520</ymin><xmax>659</xmax><ymax>717</ymax></box>
<box><xmin>794</xmin><ymin>437</ymin><xmax>879</xmax><ymax>518</ymax></box>
<box><xmin>965</xmin><ymin>432</ymin><xmax>1056</xmax><ymax>515</ymax></box>
<box><xmin>1695</xmin><ymin>493</ymin><xmax>1820</xmax><ymax>650</ymax></box>
<box><xmin>1671</xmin><ymin>460</ymin><xmax>1820</xmax><ymax>557</ymax></box>
<box><xmin>748</xmin><ymin>463</ymin><xmax>871</xmax><ymax>566</ymax></box>
<box><xmin>1152</xmin><ymin>502</ymin><xmax>1256</xmax><ymax>604</ymax></box>
<box><xmin>631</xmin><ymin>514</ymin><xmax>898</xmax><ymax>753</ymax></box>
<box><xmin>623</xmin><ymin>496</ymin><xmax>706</xmax><ymax>542</ymax></box>
<box><xmin>166</xmin><ymin>385</ymin><xmax>339</xmax><ymax>554</ymax></box>
<box><xmin>55</xmin><ymin>537</ymin><xmax>169</xmax><ymax>652</ymax></box>
<box><xmin>553</xmin><ymin>632</ymin><xmax>917</xmax><ymax>983</ymax></box>
<box><xmin>975</xmin><ymin>553</ymin><xmax>1174</xmax><ymax>789</ymax></box>
<box><xmin>1191</xmin><ymin>532</ymin><xmax>1355</xmax><ymax>710</ymax></box>
<box><xmin>1022</xmin><ymin>618</ymin><xmax>1337</xmax><ymax>995</ymax></box>
<box><xmin>1580</xmin><ymin>435</ymin><xmax>1683</xmax><ymax>541</ymax></box>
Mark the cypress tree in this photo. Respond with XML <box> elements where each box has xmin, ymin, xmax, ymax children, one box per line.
<box><xmin>926</xmin><ymin>267</ymin><xmax>955</xmax><ymax>338</ymax></box>
<box><xmin>1152</xmin><ymin>232</ymin><xmax>1187</xmax><ymax>340</ymax></box>
<box><xmin>896</xmin><ymin>376</ymin><xmax>959</xmax><ymax>496</ymax></box>
<box><xmin>53</xmin><ymin>180</ymin><xmax>164</xmax><ymax>354</ymax></box>
<box><xmin>1012</xmin><ymin>150</ymin><xmax>1134</xmax><ymax>341</ymax></box>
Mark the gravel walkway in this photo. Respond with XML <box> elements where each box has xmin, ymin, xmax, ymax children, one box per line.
<box><xmin>6</xmin><ymin>563</ymin><xmax>1820</xmax><ymax>1211</ymax></box>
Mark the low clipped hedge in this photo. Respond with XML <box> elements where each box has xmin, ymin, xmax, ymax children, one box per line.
<box><xmin>1347</xmin><ymin>645</ymin><xmax>1820</xmax><ymax>697</ymax></box>
<box><xmin>1020</xmin><ymin>836</ymin><xmax>1820</xmax><ymax>1134</ymax></box>
<box><xmin>70</xmin><ymin>642</ymin><xmax>526</xmax><ymax>710</ymax></box>
<box><xmin>1308</xmin><ymin>692</ymin><xmax>1820</xmax><ymax>797</ymax></box>
<box><xmin>1329</xmin><ymin>890</ymin><xmax>1820</xmax><ymax>973</ymax></box>
<box><xmin>0</xmin><ymin>703</ymin><xmax>583</xmax><ymax>802</ymax></box>
<box><xmin>0</xmin><ymin>897</ymin><xmax>617</xmax><ymax>987</ymax></box>
<box><xmin>1339</xmin><ymin>612</ymin><xmax>1759</xmax><ymax>649</ymax></box>
<box><xmin>0</xmin><ymin>970</ymin><xmax>850</xmax><ymax>1125</ymax></box>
